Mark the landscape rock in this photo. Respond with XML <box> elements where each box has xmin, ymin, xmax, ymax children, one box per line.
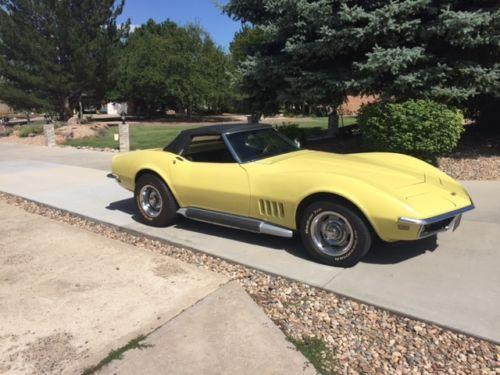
<box><xmin>66</xmin><ymin>116</ymin><xmax>79</xmax><ymax>126</ymax></box>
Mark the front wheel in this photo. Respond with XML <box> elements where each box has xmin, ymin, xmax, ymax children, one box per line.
<box><xmin>134</xmin><ymin>174</ymin><xmax>178</xmax><ymax>227</ymax></box>
<box><xmin>300</xmin><ymin>201</ymin><xmax>372</xmax><ymax>267</ymax></box>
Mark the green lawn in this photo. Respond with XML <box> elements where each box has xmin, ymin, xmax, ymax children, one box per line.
<box><xmin>291</xmin><ymin>115</ymin><xmax>356</xmax><ymax>129</ymax></box>
<box><xmin>65</xmin><ymin>124</ymin><xmax>198</xmax><ymax>150</ymax></box>
<box><xmin>64</xmin><ymin>116</ymin><xmax>357</xmax><ymax>150</ymax></box>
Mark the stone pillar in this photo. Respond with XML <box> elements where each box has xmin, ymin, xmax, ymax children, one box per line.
<box><xmin>119</xmin><ymin>123</ymin><xmax>130</xmax><ymax>152</ymax></box>
<box><xmin>327</xmin><ymin>110</ymin><xmax>339</xmax><ymax>136</ymax></box>
<box><xmin>247</xmin><ymin>113</ymin><xmax>261</xmax><ymax>124</ymax></box>
<box><xmin>43</xmin><ymin>124</ymin><xmax>56</xmax><ymax>147</ymax></box>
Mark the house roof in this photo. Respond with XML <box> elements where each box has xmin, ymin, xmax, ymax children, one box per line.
<box><xmin>164</xmin><ymin>123</ymin><xmax>272</xmax><ymax>154</ymax></box>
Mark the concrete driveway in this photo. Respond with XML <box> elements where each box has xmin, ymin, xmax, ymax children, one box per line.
<box><xmin>0</xmin><ymin>201</ymin><xmax>225</xmax><ymax>373</ymax></box>
<box><xmin>0</xmin><ymin>201</ymin><xmax>313</xmax><ymax>374</ymax></box>
<box><xmin>0</xmin><ymin>144</ymin><xmax>499</xmax><ymax>343</ymax></box>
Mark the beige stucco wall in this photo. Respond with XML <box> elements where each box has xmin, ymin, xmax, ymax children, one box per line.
<box><xmin>339</xmin><ymin>95</ymin><xmax>377</xmax><ymax>115</ymax></box>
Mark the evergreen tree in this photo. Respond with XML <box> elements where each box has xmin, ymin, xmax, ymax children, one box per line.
<box><xmin>225</xmin><ymin>0</ymin><xmax>499</xmax><ymax>125</ymax></box>
<box><xmin>229</xmin><ymin>26</ymin><xmax>279</xmax><ymax>115</ymax></box>
<box><xmin>0</xmin><ymin>0</ymin><xmax>127</xmax><ymax>120</ymax></box>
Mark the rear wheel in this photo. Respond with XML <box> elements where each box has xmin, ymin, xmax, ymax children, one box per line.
<box><xmin>135</xmin><ymin>174</ymin><xmax>178</xmax><ymax>227</ymax></box>
<box><xmin>300</xmin><ymin>200</ymin><xmax>372</xmax><ymax>267</ymax></box>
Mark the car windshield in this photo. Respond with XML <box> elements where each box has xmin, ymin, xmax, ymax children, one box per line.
<box><xmin>226</xmin><ymin>128</ymin><xmax>300</xmax><ymax>163</ymax></box>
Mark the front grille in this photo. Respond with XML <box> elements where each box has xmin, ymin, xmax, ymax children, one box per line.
<box><xmin>421</xmin><ymin>217</ymin><xmax>454</xmax><ymax>236</ymax></box>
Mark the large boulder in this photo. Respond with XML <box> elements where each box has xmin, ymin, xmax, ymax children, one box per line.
<box><xmin>67</xmin><ymin>116</ymin><xmax>79</xmax><ymax>126</ymax></box>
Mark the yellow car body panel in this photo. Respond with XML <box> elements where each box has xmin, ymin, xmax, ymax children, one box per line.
<box><xmin>112</xmin><ymin>148</ymin><xmax>473</xmax><ymax>242</ymax></box>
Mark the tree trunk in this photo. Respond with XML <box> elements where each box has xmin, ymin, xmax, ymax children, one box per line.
<box><xmin>146</xmin><ymin>104</ymin><xmax>154</xmax><ymax>118</ymax></box>
<box><xmin>78</xmin><ymin>95</ymin><xmax>83</xmax><ymax>121</ymax></box>
<box><xmin>26</xmin><ymin>112</ymin><xmax>31</xmax><ymax>123</ymax></box>
<box><xmin>303</xmin><ymin>104</ymin><xmax>310</xmax><ymax>116</ymax></box>
<box><xmin>248</xmin><ymin>112</ymin><xmax>261</xmax><ymax>124</ymax></box>
<box><xmin>60</xmin><ymin>96</ymin><xmax>73</xmax><ymax>121</ymax></box>
<box><xmin>186</xmin><ymin>104</ymin><xmax>192</xmax><ymax>120</ymax></box>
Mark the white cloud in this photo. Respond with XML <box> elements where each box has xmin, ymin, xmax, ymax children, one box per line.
<box><xmin>129</xmin><ymin>24</ymin><xmax>140</xmax><ymax>32</ymax></box>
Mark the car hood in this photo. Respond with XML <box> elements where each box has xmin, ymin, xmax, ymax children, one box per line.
<box><xmin>256</xmin><ymin>150</ymin><xmax>427</xmax><ymax>191</ymax></box>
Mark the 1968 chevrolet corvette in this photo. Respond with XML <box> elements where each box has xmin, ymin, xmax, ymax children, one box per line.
<box><xmin>111</xmin><ymin>123</ymin><xmax>474</xmax><ymax>267</ymax></box>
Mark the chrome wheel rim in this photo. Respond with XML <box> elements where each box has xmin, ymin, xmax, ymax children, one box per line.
<box><xmin>139</xmin><ymin>185</ymin><xmax>163</xmax><ymax>218</ymax></box>
<box><xmin>310</xmin><ymin>211</ymin><xmax>354</xmax><ymax>257</ymax></box>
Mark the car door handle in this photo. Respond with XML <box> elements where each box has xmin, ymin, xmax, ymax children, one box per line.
<box><xmin>173</xmin><ymin>156</ymin><xmax>184</xmax><ymax>164</ymax></box>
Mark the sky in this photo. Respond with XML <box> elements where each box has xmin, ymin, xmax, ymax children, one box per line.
<box><xmin>119</xmin><ymin>0</ymin><xmax>242</xmax><ymax>49</ymax></box>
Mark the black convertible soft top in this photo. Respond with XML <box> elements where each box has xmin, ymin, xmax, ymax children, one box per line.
<box><xmin>164</xmin><ymin>123</ymin><xmax>272</xmax><ymax>154</ymax></box>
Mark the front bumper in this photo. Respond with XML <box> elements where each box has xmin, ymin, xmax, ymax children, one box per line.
<box><xmin>398</xmin><ymin>204</ymin><xmax>475</xmax><ymax>239</ymax></box>
<box><xmin>107</xmin><ymin>172</ymin><xmax>121</xmax><ymax>182</ymax></box>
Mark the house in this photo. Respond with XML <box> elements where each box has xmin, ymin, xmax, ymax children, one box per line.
<box><xmin>102</xmin><ymin>101</ymin><xmax>142</xmax><ymax>116</ymax></box>
<box><xmin>105</xmin><ymin>102</ymin><xmax>128</xmax><ymax>116</ymax></box>
<box><xmin>339</xmin><ymin>95</ymin><xmax>377</xmax><ymax>116</ymax></box>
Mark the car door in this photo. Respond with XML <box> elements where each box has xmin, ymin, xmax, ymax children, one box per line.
<box><xmin>169</xmin><ymin>135</ymin><xmax>250</xmax><ymax>217</ymax></box>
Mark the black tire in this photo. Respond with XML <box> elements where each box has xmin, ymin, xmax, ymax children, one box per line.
<box><xmin>134</xmin><ymin>173</ymin><xmax>178</xmax><ymax>227</ymax></box>
<box><xmin>300</xmin><ymin>200</ymin><xmax>372</xmax><ymax>267</ymax></box>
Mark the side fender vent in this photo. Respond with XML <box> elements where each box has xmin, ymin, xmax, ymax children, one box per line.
<box><xmin>258</xmin><ymin>199</ymin><xmax>285</xmax><ymax>218</ymax></box>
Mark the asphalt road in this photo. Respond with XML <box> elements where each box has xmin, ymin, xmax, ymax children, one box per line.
<box><xmin>1</xmin><ymin>143</ymin><xmax>499</xmax><ymax>343</ymax></box>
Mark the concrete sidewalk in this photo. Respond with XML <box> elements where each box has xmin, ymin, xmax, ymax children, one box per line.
<box><xmin>99</xmin><ymin>282</ymin><xmax>315</xmax><ymax>375</ymax></box>
<box><xmin>0</xmin><ymin>144</ymin><xmax>499</xmax><ymax>343</ymax></box>
<box><xmin>0</xmin><ymin>202</ymin><xmax>312</xmax><ymax>374</ymax></box>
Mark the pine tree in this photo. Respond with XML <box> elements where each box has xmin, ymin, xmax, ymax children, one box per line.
<box><xmin>0</xmin><ymin>0</ymin><xmax>127</xmax><ymax>120</ymax></box>
<box><xmin>225</xmin><ymin>0</ymin><xmax>499</xmax><ymax>126</ymax></box>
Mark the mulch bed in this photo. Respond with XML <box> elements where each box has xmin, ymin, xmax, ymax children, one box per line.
<box><xmin>1</xmin><ymin>192</ymin><xmax>497</xmax><ymax>375</ymax></box>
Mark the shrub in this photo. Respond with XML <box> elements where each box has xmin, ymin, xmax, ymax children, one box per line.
<box><xmin>358</xmin><ymin>100</ymin><xmax>464</xmax><ymax>158</ymax></box>
<box><xmin>18</xmin><ymin>123</ymin><xmax>44</xmax><ymax>137</ymax></box>
<box><xmin>274</xmin><ymin>123</ymin><xmax>325</xmax><ymax>143</ymax></box>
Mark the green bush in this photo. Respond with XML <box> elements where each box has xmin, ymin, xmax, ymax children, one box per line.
<box><xmin>18</xmin><ymin>123</ymin><xmax>44</xmax><ymax>137</ymax></box>
<box><xmin>358</xmin><ymin>100</ymin><xmax>464</xmax><ymax>158</ymax></box>
<box><xmin>274</xmin><ymin>123</ymin><xmax>325</xmax><ymax>143</ymax></box>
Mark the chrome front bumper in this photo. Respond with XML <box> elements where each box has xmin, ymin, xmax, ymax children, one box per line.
<box><xmin>398</xmin><ymin>204</ymin><xmax>475</xmax><ymax>239</ymax></box>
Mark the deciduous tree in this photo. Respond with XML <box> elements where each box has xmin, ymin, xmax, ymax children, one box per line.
<box><xmin>112</xmin><ymin>20</ymin><xmax>233</xmax><ymax>117</ymax></box>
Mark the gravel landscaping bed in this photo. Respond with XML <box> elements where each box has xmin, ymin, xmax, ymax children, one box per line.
<box><xmin>438</xmin><ymin>154</ymin><xmax>500</xmax><ymax>181</ymax></box>
<box><xmin>1</xmin><ymin>193</ymin><xmax>498</xmax><ymax>374</ymax></box>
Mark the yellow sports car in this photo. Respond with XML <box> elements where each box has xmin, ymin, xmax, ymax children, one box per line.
<box><xmin>111</xmin><ymin>123</ymin><xmax>474</xmax><ymax>267</ymax></box>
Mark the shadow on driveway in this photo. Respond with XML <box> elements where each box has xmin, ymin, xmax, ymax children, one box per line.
<box><xmin>364</xmin><ymin>236</ymin><xmax>438</xmax><ymax>265</ymax></box>
<box><xmin>106</xmin><ymin>198</ymin><xmax>439</xmax><ymax>266</ymax></box>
